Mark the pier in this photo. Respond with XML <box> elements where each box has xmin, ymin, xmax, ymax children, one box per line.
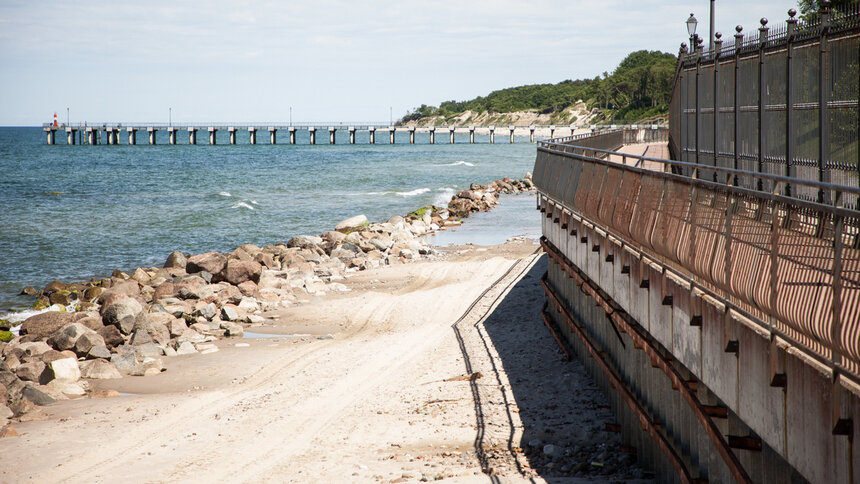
<box><xmin>41</xmin><ymin>123</ymin><xmax>659</xmax><ymax>146</ymax></box>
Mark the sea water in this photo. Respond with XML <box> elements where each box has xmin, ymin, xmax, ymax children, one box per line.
<box><xmin>0</xmin><ymin>127</ymin><xmax>540</xmax><ymax>314</ymax></box>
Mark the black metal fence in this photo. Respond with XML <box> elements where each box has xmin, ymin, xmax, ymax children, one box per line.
<box><xmin>669</xmin><ymin>3</ymin><xmax>860</xmax><ymax>207</ymax></box>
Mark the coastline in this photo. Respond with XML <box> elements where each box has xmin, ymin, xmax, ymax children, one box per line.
<box><xmin>0</xmin><ymin>171</ymin><xmax>649</xmax><ymax>482</ymax></box>
<box><xmin>0</xmin><ymin>175</ymin><xmax>536</xmax><ymax>413</ymax></box>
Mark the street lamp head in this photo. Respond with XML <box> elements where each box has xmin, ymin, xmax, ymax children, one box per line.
<box><xmin>686</xmin><ymin>13</ymin><xmax>698</xmax><ymax>37</ymax></box>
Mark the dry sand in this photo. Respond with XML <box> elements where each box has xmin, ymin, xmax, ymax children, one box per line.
<box><xmin>2</xmin><ymin>241</ymin><xmax>645</xmax><ymax>483</ymax></box>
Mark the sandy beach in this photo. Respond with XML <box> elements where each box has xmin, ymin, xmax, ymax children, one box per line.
<box><xmin>1</xmin><ymin>238</ymin><xmax>647</xmax><ymax>483</ymax></box>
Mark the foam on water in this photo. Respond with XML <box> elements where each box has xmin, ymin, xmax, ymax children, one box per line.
<box><xmin>436</xmin><ymin>160</ymin><xmax>475</xmax><ymax>167</ymax></box>
<box><xmin>218</xmin><ymin>191</ymin><xmax>232</xmax><ymax>197</ymax></box>
<box><xmin>396</xmin><ymin>188</ymin><xmax>431</xmax><ymax>197</ymax></box>
<box><xmin>232</xmin><ymin>201</ymin><xmax>255</xmax><ymax>210</ymax></box>
<box><xmin>434</xmin><ymin>188</ymin><xmax>457</xmax><ymax>206</ymax></box>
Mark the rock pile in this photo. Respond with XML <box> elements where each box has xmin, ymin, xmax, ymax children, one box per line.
<box><xmin>445</xmin><ymin>176</ymin><xmax>535</xmax><ymax>219</ymax></box>
<box><xmin>0</xmin><ymin>174</ymin><xmax>535</xmax><ymax>427</ymax></box>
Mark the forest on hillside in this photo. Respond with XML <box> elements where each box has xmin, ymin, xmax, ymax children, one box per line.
<box><xmin>400</xmin><ymin>50</ymin><xmax>677</xmax><ymax>124</ymax></box>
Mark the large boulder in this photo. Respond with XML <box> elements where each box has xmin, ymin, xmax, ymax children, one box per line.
<box><xmin>163</xmin><ymin>251</ymin><xmax>188</xmax><ymax>269</ymax></box>
<box><xmin>101</xmin><ymin>297</ymin><xmax>143</xmax><ymax>334</ymax></box>
<box><xmin>225</xmin><ymin>260</ymin><xmax>262</xmax><ymax>285</ymax></box>
<box><xmin>15</xmin><ymin>341</ymin><xmax>53</xmax><ymax>358</ymax></box>
<box><xmin>44</xmin><ymin>358</ymin><xmax>80</xmax><ymax>383</ymax></box>
<box><xmin>97</xmin><ymin>280</ymin><xmax>141</xmax><ymax>302</ymax></box>
<box><xmin>19</xmin><ymin>312</ymin><xmax>77</xmax><ymax>339</ymax></box>
<box><xmin>186</xmin><ymin>252</ymin><xmax>227</xmax><ymax>275</ymax></box>
<box><xmin>287</xmin><ymin>235</ymin><xmax>323</xmax><ymax>250</ymax></box>
<box><xmin>253</xmin><ymin>252</ymin><xmax>277</xmax><ymax>270</ymax></box>
<box><xmin>46</xmin><ymin>323</ymin><xmax>92</xmax><ymax>351</ymax></box>
<box><xmin>97</xmin><ymin>325</ymin><xmax>125</xmax><ymax>348</ymax></box>
<box><xmin>21</xmin><ymin>386</ymin><xmax>55</xmax><ymax>406</ymax></box>
<box><xmin>74</xmin><ymin>331</ymin><xmax>106</xmax><ymax>356</ymax></box>
<box><xmin>79</xmin><ymin>359</ymin><xmax>122</xmax><ymax>379</ymax></box>
<box><xmin>15</xmin><ymin>361</ymin><xmax>46</xmax><ymax>383</ymax></box>
<box><xmin>335</xmin><ymin>214</ymin><xmax>368</xmax><ymax>232</ymax></box>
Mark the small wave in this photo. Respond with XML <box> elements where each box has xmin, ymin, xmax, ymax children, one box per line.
<box><xmin>1</xmin><ymin>305</ymin><xmax>61</xmax><ymax>326</ymax></box>
<box><xmin>434</xmin><ymin>188</ymin><xmax>457</xmax><ymax>207</ymax></box>
<box><xmin>232</xmin><ymin>202</ymin><xmax>255</xmax><ymax>210</ymax></box>
<box><xmin>396</xmin><ymin>188</ymin><xmax>431</xmax><ymax>197</ymax></box>
<box><xmin>250</xmin><ymin>200</ymin><xmax>259</xmax><ymax>205</ymax></box>
<box><xmin>435</xmin><ymin>161</ymin><xmax>475</xmax><ymax>167</ymax></box>
<box><xmin>218</xmin><ymin>192</ymin><xmax>232</xmax><ymax>197</ymax></box>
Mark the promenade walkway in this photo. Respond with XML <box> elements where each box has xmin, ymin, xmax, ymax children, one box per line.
<box><xmin>607</xmin><ymin>142</ymin><xmax>668</xmax><ymax>171</ymax></box>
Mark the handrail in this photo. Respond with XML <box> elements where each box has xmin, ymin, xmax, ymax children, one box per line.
<box><xmin>533</xmin><ymin>130</ymin><xmax>860</xmax><ymax>381</ymax></box>
<box><xmin>539</xmin><ymin>139</ymin><xmax>860</xmax><ymax>201</ymax></box>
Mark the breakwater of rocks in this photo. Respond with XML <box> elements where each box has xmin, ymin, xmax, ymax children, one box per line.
<box><xmin>0</xmin><ymin>175</ymin><xmax>534</xmax><ymax>432</ymax></box>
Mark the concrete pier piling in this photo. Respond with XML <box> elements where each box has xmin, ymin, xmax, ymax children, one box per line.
<box><xmin>45</xmin><ymin>123</ymin><xmax>595</xmax><ymax>148</ymax></box>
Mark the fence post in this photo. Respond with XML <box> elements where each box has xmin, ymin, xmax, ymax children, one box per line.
<box><xmin>714</xmin><ymin>33</ymin><xmax>722</xmax><ymax>182</ymax></box>
<box><xmin>831</xmin><ymin>192</ymin><xmax>844</xmax><ymax>370</ymax></box>
<box><xmin>679</xmin><ymin>44</ymin><xmax>687</xmax><ymax>167</ymax></box>
<box><xmin>758</xmin><ymin>18</ymin><xmax>768</xmax><ymax>192</ymax></box>
<box><xmin>786</xmin><ymin>9</ymin><xmax>797</xmax><ymax>196</ymax></box>
<box><xmin>695</xmin><ymin>40</ymin><xmax>701</xmax><ymax>179</ymax></box>
<box><xmin>733</xmin><ymin>26</ymin><xmax>743</xmax><ymax>186</ymax></box>
<box><xmin>818</xmin><ymin>3</ymin><xmax>831</xmax><ymax>203</ymax></box>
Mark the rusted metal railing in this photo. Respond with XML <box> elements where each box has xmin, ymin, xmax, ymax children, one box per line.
<box><xmin>534</xmin><ymin>136</ymin><xmax>860</xmax><ymax>382</ymax></box>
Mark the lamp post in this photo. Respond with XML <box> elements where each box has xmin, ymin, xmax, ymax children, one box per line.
<box><xmin>290</xmin><ymin>106</ymin><xmax>292</xmax><ymax>126</ymax></box>
<box><xmin>710</xmin><ymin>0</ymin><xmax>715</xmax><ymax>52</ymax></box>
<box><xmin>169</xmin><ymin>107</ymin><xmax>172</xmax><ymax>127</ymax></box>
<box><xmin>687</xmin><ymin>13</ymin><xmax>698</xmax><ymax>53</ymax></box>
<box><xmin>66</xmin><ymin>107</ymin><xmax>69</xmax><ymax>127</ymax></box>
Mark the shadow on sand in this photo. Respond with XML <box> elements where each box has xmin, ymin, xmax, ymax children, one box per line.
<box><xmin>453</xmin><ymin>254</ymin><xmax>650</xmax><ymax>482</ymax></box>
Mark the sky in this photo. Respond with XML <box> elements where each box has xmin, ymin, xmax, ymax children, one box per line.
<box><xmin>0</xmin><ymin>0</ymin><xmax>797</xmax><ymax>126</ymax></box>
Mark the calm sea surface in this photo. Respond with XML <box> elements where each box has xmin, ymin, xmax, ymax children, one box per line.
<box><xmin>0</xmin><ymin>127</ymin><xmax>539</xmax><ymax>314</ymax></box>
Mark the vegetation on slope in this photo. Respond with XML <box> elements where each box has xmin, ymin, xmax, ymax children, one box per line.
<box><xmin>400</xmin><ymin>50</ymin><xmax>677</xmax><ymax>125</ymax></box>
